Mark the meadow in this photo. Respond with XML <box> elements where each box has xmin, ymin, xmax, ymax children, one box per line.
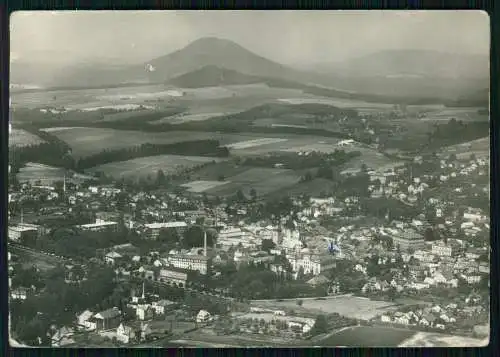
<box><xmin>201</xmin><ymin>167</ymin><xmax>302</xmax><ymax>197</ymax></box>
<box><xmin>9</xmin><ymin>128</ymin><xmax>45</xmax><ymax>147</ymax></box>
<box><xmin>251</xmin><ymin>295</ymin><xmax>398</xmax><ymax>321</ymax></box>
<box><xmin>439</xmin><ymin>136</ymin><xmax>490</xmax><ymax>159</ymax></box>
<box><xmin>315</xmin><ymin>326</ymin><xmax>416</xmax><ymax>347</ymax></box>
<box><xmin>181</xmin><ymin>180</ymin><xmax>231</xmax><ymax>193</ymax></box>
<box><xmin>86</xmin><ymin>155</ymin><xmax>226</xmax><ymax>179</ymax></box>
<box><xmin>40</xmin><ymin>127</ymin><xmax>220</xmax><ymax>158</ymax></box>
<box><xmin>16</xmin><ymin>162</ymin><xmax>67</xmax><ymax>185</ymax></box>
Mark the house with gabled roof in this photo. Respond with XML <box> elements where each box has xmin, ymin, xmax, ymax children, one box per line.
<box><xmin>91</xmin><ymin>307</ymin><xmax>122</xmax><ymax>331</ymax></box>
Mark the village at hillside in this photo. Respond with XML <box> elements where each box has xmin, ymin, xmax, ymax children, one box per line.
<box><xmin>8</xmin><ymin>151</ymin><xmax>489</xmax><ymax>347</ymax></box>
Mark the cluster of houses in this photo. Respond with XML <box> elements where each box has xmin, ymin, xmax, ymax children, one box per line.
<box><xmin>232</xmin><ymin>308</ymin><xmax>316</xmax><ymax>337</ymax></box>
<box><xmin>378</xmin><ymin>293</ymin><xmax>486</xmax><ymax>332</ymax></box>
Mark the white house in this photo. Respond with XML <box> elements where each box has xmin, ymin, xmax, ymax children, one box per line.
<box><xmin>116</xmin><ymin>323</ymin><xmax>136</xmax><ymax>344</ymax></box>
<box><xmin>196</xmin><ymin>310</ymin><xmax>212</xmax><ymax>324</ymax></box>
<box><xmin>104</xmin><ymin>251</ymin><xmax>123</xmax><ymax>265</ymax></box>
<box><xmin>77</xmin><ymin>310</ymin><xmax>96</xmax><ymax>331</ymax></box>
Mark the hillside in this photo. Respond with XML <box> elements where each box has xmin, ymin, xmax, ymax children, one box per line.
<box><xmin>303</xmin><ymin>50</ymin><xmax>489</xmax><ymax>99</ymax></box>
<box><xmin>168</xmin><ymin>65</ymin><xmax>262</xmax><ymax>88</ymax></box>
<box><xmin>10</xmin><ymin>38</ymin><xmax>489</xmax><ymax>103</ymax></box>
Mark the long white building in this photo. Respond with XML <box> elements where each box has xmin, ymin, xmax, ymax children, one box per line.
<box><xmin>143</xmin><ymin>222</ymin><xmax>187</xmax><ymax>240</ymax></box>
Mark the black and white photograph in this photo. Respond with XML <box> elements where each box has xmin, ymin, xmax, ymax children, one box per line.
<box><xmin>8</xmin><ymin>10</ymin><xmax>490</xmax><ymax>347</ymax></box>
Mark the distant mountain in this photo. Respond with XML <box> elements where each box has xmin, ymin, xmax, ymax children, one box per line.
<box><xmin>302</xmin><ymin>50</ymin><xmax>489</xmax><ymax>100</ymax></box>
<box><xmin>10</xmin><ymin>39</ymin><xmax>489</xmax><ymax>104</ymax></box>
<box><xmin>311</xmin><ymin>50</ymin><xmax>489</xmax><ymax>79</ymax></box>
<box><xmin>168</xmin><ymin>65</ymin><xmax>262</xmax><ymax>88</ymax></box>
<box><xmin>140</xmin><ymin>37</ymin><xmax>316</xmax><ymax>84</ymax></box>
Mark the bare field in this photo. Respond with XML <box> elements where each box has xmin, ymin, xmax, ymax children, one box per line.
<box><xmin>251</xmin><ymin>296</ymin><xmax>398</xmax><ymax>321</ymax></box>
<box><xmin>9</xmin><ymin>128</ymin><xmax>45</xmax><ymax>147</ymax></box>
<box><xmin>87</xmin><ymin>155</ymin><xmax>226</xmax><ymax>179</ymax></box>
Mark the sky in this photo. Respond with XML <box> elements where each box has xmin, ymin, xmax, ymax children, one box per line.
<box><xmin>10</xmin><ymin>10</ymin><xmax>490</xmax><ymax>67</ymax></box>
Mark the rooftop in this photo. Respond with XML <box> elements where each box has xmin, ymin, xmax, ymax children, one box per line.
<box><xmin>145</xmin><ymin>222</ymin><xmax>187</xmax><ymax>229</ymax></box>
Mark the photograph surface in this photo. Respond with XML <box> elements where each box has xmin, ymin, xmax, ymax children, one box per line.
<box><xmin>8</xmin><ymin>10</ymin><xmax>490</xmax><ymax>347</ymax></box>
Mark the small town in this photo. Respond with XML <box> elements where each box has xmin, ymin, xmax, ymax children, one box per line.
<box><xmin>8</xmin><ymin>11</ymin><xmax>490</xmax><ymax>349</ymax></box>
<box><xmin>8</xmin><ymin>149</ymin><xmax>490</xmax><ymax>347</ymax></box>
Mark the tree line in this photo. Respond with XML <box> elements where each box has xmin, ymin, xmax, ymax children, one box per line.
<box><xmin>76</xmin><ymin>140</ymin><xmax>230</xmax><ymax>170</ymax></box>
<box><xmin>9</xmin><ymin>127</ymin><xmax>75</xmax><ymax>173</ymax></box>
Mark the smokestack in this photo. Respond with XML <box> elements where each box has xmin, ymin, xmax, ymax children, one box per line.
<box><xmin>204</xmin><ymin>230</ymin><xmax>207</xmax><ymax>257</ymax></box>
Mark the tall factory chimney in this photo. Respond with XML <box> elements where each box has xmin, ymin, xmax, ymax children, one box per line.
<box><xmin>204</xmin><ymin>230</ymin><xmax>207</xmax><ymax>257</ymax></box>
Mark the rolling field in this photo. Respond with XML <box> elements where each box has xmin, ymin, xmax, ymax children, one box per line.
<box><xmin>418</xmin><ymin>107</ymin><xmax>488</xmax><ymax>123</ymax></box>
<box><xmin>10</xmin><ymin>84</ymin><xmax>182</xmax><ymax>110</ymax></box>
<box><xmin>185</xmin><ymin>161</ymin><xmax>251</xmax><ymax>181</ymax></box>
<box><xmin>9</xmin><ymin>128</ymin><xmax>45</xmax><ymax>147</ymax></box>
<box><xmin>150</xmin><ymin>112</ymin><xmax>225</xmax><ymax>125</ymax></box>
<box><xmin>41</xmin><ymin>127</ymin><xmax>221</xmax><ymax>158</ymax></box>
<box><xmin>344</xmin><ymin>147</ymin><xmax>404</xmax><ymax>172</ymax></box>
<box><xmin>181</xmin><ymin>180</ymin><xmax>231</xmax><ymax>193</ymax></box>
<box><xmin>87</xmin><ymin>155</ymin><xmax>226</xmax><ymax>179</ymax></box>
<box><xmin>228</xmin><ymin>136</ymin><xmax>342</xmax><ymax>156</ymax></box>
<box><xmin>203</xmin><ymin>167</ymin><xmax>301</xmax><ymax>197</ymax></box>
<box><xmin>439</xmin><ymin>136</ymin><xmax>490</xmax><ymax>159</ymax></box>
<box><xmin>251</xmin><ymin>295</ymin><xmax>398</xmax><ymax>320</ymax></box>
<box><xmin>16</xmin><ymin>163</ymin><xmax>67</xmax><ymax>185</ymax></box>
<box><xmin>41</xmin><ymin>127</ymin><xmax>268</xmax><ymax>158</ymax></box>
<box><xmin>277</xmin><ymin>97</ymin><xmax>395</xmax><ymax>111</ymax></box>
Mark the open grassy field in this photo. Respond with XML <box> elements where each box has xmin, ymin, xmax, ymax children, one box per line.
<box><xmin>150</xmin><ymin>112</ymin><xmax>225</xmax><ymax>125</ymax></box>
<box><xmin>87</xmin><ymin>155</ymin><xmax>226</xmax><ymax>179</ymax></box>
<box><xmin>10</xmin><ymin>84</ymin><xmax>182</xmax><ymax>110</ymax></box>
<box><xmin>228</xmin><ymin>136</ymin><xmax>343</xmax><ymax>156</ymax></box>
<box><xmin>269</xmin><ymin>178</ymin><xmax>336</xmax><ymax>199</ymax></box>
<box><xmin>185</xmin><ymin>161</ymin><xmax>251</xmax><ymax>181</ymax></box>
<box><xmin>418</xmin><ymin>107</ymin><xmax>488</xmax><ymax>123</ymax></box>
<box><xmin>9</xmin><ymin>128</ymin><xmax>45</xmax><ymax>147</ymax></box>
<box><xmin>203</xmin><ymin>167</ymin><xmax>301</xmax><ymax>197</ymax></box>
<box><xmin>344</xmin><ymin>147</ymin><xmax>404</xmax><ymax>172</ymax></box>
<box><xmin>315</xmin><ymin>326</ymin><xmax>416</xmax><ymax>347</ymax></box>
<box><xmin>251</xmin><ymin>295</ymin><xmax>398</xmax><ymax>321</ymax></box>
<box><xmin>41</xmin><ymin>127</ymin><xmax>268</xmax><ymax>158</ymax></box>
<box><xmin>439</xmin><ymin>136</ymin><xmax>490</xmax><ymax>159</ymax></box>
<box><xmin>40</xmin><ymin>127</ymin><xmax>220</xmax><ymax>158</ymax></box>
<box><xmin>277</xmin><ymin>97</ymin><xmax>395</xmax><ymax>110</ymax></box>
<box><xmin>16</xmin><ymin>162</ymin><xmax>67</xmax><ymax>185</ymax></box>
<box><xmin>181</xmin><ymin>180</ymin><xmax>232</xmax><ymax>193</ymax></box>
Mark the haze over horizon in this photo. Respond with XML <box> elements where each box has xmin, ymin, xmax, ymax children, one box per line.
<box><xmin>11</xmin><ymin>10</ymin><xmax>490</xmax><ymax>68</ymax></box>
